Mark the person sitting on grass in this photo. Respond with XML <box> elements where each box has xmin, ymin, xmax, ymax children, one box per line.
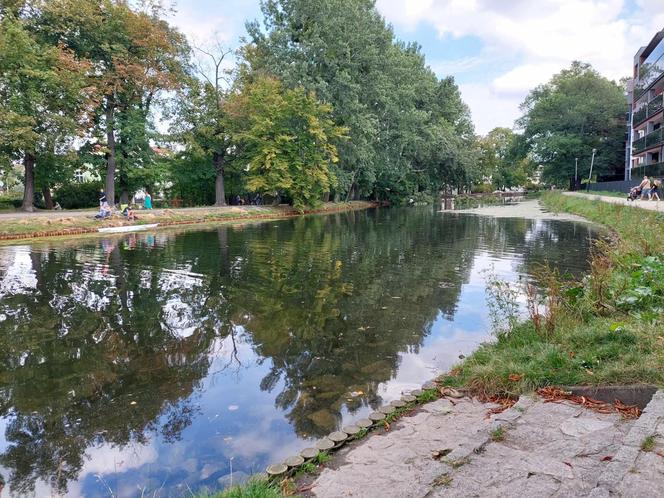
<box><xmin>122</xmin><ymin>205</ymin><xmax>137</xmax><ymax>221</ymax></box>
<box><xmin>95</xmin><ymin>200</ymin><xmax>112</xmax><ymax>219</ymax></box>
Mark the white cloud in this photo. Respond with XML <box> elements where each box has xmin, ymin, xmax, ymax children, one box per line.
<box><xmin>376</xmin><ymin>0</ymin><xmax>664</xmax><ymax>133</ymax></box>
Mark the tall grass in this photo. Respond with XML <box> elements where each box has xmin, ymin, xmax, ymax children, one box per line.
<box><xmin>440</xmin><ymin>192</ymin><xmax>664</xmax><ymax>398</ymax></box>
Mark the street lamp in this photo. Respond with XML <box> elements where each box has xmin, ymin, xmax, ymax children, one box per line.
<box><xmin>575</xmin><ymin>157</ymin><xmax>578</xmax><ymax>184</ymax></box>
<box><xmin>588</xmin><ymin>148</ymin><xmax>597</xmax><ymax>182</ymax></box>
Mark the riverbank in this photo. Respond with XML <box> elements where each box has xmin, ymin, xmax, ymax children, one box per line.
<box><xmin>0</xmin><ymin>201</ymin><xmax>376</xmax><ymax>243</ymax></box>
<box><xmin>297</xmin><ymin>191</ymin><xmax>664</xmax><ymax>497</ymax></box>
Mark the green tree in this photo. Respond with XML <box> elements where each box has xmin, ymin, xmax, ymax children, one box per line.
<box><xmin>517</xmin><ymin>61</ymin><xmax>626</xmax><ymax>185</ymax></box>
<box><xmin>36</xmin><ymin>0</ymin><xmax>190</xmax><ymax>204</ymax></box>
<box><xmin>228</xmin><ymin>76</ymin><xmax>346</xmax><ymax>212</ymax></box>
<box><xmin>477</xmin><ymin>128</ymin><xmax>533</xmax><ymax>189</ymax></box>
<box><xmin>246</xmin><ymin>0</ymin><xmax>476</xmax><ymax>201</ymax></box>
<box><xmin>0</xmin><ymin>14</ymin><xmax>90</xmax><ymax>211</ymax></box>
<box><xmin>170</xmin><ymin>45</ymin><xmax>234</xmax><ymax>206</ymax></box>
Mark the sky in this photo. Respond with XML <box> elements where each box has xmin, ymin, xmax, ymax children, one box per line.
<box><xmin>170</xmin><ymin>0</ymin><xmax>664</xmax><ymax>134</ymax></box>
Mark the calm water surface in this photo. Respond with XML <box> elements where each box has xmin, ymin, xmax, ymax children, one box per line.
<box><xmin>0</xmin><ymin>207</ymin><xmax>598</xmax><ymax>497</ymax></box>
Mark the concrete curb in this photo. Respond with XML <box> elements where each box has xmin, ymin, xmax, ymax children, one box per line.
<box><xmin>587</xmin><ymin>390</ymin><xmax>664</xmax><ymax>497</ymax></box>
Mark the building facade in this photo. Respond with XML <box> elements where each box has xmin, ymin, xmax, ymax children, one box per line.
<box><xmin>629</xmin><ymin>29</ymin><xmax>664</xmax><ymax>180</ymax></box>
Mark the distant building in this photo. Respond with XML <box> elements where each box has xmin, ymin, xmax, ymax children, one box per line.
<box><xmin>629</xmin><ymin>28</ymin><xmax>664</xmax><ymax>179</ymax></box>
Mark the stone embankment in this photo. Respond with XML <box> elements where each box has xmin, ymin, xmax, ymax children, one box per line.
<box><xmin>306</xmin><ymin>390</ymin><xmax>664</xmax><ymax>498</ymax></box>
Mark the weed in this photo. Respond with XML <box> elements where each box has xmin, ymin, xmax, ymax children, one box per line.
<box><xmin>447</xmin><ymin>457</ymin><xmax>471</xmax><ymax>469</ymax></box>
<box><xmin>354</xmin><ymin>428</ymin><xmax>369</xmax><ymax>439</ymax></box>
<box><xmin>195</xmin><ymin>476</ymin><xmax>283</xmax><ymax>498</ymax></box>
<box><xmin>416</xmin><ymin>389</ymin><xmax>438</xmax><ymax>403</ymax></box>
<box><xmin>432</xmin><ymin>472</ymin><xmax>453</xmax><ymax>487</ymax></box>
<box><xmin>490</xmin><ymin>426</ymin><xmax>505</xmax><ymax>442</ymax></box>
<box><xmin>641</xmin><ymin>436</ymin><xmax>656</xmax><ymax>452</ymax></box>
<box><xmin>315</xmin><ymin>452</ymin><xmax>331</xmax><ymax>465</ymax></box>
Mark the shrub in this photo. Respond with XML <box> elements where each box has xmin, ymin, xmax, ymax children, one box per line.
<box><xmin>55</xmin><ymin>181</ymin><xmax>103</xmax><ymax>209</ymax></box>
<box><xmin>472</xmin><ymin>183</ymin><xmax>494</xmax><ymax>194</ymax></box>
<box><xmin>0</xmin><ymin>192</ymin><xmax>22</xmax><ymax>210</ymax></box>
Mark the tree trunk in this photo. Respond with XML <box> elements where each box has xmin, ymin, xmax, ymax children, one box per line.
<box><xmin>42</xmin><ymin>185</ymin><xmax>54</xmax><ymax>210</ymax></box>
<box><xmin>214</xmin><ymin>151</ymin><xmax>226</xmax><ymax>206</ymax></box>
<box><xmin>120</xmin><ymin>190</ymin><xmax>129</xmax><ymax>205</ymax></box>
<box><xmin>21</xmin><ymin>153</ymin><xmax>36</xmax><ymax>212</ymax></box>
<box><xmin>105</xmin><ymin>100</ymin><xmax>116</xmax><ymax>206</ymax></box>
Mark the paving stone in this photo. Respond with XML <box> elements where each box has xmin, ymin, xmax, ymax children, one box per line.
<box><xmin>309</xmin><ymin>392</ymin><xmax>664</xmax><ymax>498</ymax></box>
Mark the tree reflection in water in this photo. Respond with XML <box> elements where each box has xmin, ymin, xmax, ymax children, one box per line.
<box><xmin>0</xmin><ymin>208</ymin><xmax>597</xmax><ymax>495</ymax></box>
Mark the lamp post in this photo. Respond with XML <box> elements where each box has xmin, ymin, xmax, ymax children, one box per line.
<box><xmin>575</xmin><ymin>157</ymin><xmax>578</xmax><ymax>185</ymax></box>
<box><xmin>588</xmin><ymin>148</ymin><xmax>597</xmax><ymax>182</ymax></box>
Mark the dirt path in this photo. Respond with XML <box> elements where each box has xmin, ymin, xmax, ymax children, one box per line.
<box><xmin>564</xmin><ymin>191</ymin><xmax>664</xmax><ymax>211</ymax></box>
<box><xmin>0</xmin><ymin>202</ymin><xmax>375</xmax><ymax>242</ymax></box>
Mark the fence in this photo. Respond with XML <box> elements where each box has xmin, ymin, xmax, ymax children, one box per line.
<box><xmin>585</xmin><ymin>180</ymin><xmax>640</xmax><ymax>193</ymax></box>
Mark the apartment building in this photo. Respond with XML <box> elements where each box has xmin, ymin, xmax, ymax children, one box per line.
<box><xmin>629</xmin><ymin>29</ymin><xmax>664</xmax><ymax>179</ymax></box>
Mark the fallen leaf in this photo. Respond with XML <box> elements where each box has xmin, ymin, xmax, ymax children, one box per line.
<box><xmin>568</xmin><ymin>351</ymin><xmax>575</xmax><ymax>358</ymax></box>
<box><xmin>508</xmin><ymin>373</ymin><xmax>523</xmax><ymax>382</ymax></box>
<box><xmin>656</xmin><ymin>451</ymin><xmax>664</xmax><ymax>458</ymax></box>
<box><xmin>601</xmin><ymin>456</ymin><xmax>613</xmax><ymax>462</ymax></box>
<box><xmin>563</xmin><ymin>461</ymin><xmax>573</xmax><ymax>468</ymax></box>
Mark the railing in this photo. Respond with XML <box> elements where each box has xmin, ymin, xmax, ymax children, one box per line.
<box><xmin>631</xmin><ymin>161</ymin><xmax>664</xmax><ymax>178</ymax></box>
<box><xmin>632</xmin><ymin>94</ymin><xmax>663</xmax><ymax>126</ymax></box>
<box><xmin>633</xmin><ymin>127</ymin><xmax>664</xmax><ymax>153</ymax></box>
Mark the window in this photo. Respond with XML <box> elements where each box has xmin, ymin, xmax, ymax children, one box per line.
<box><xmin>74</xmin><ymin>169</ymin><xmax>84</xmax><ymax>183</ymax></box>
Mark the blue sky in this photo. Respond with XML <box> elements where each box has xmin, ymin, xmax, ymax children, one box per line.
<box><xmin>171</xmin><ymin>0</ymin><xmax>664</xmax><ymax>134</ymax></box>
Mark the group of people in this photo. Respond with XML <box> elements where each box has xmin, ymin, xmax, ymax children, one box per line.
<box><xmin>94</xmin><ymin>190</ymin><xmax>152</xmax><ymax>220</ymax></box>
<box><xmin>630</xmin><ymin>176</ymin><xmax>661</xmax><ymax>201</ymax></box>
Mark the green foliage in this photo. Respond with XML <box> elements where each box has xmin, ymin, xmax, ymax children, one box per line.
<box><xmin>166</xmin><ymin>153</ymin><xmax>217</xmax><ymax>206</ymax></box>
<box><xmin>518</xmin><ymin>62</ymin><xmax>625</xmax><ymax>186</ymax></box>
<box><xmin>613</xmin><ymin>255</ymin><xmax>664</xmax><ymax>314</ymax></box>
<box><xmin>199</xmin><ymin>477</ymin><xmax>283</xmax><ymax>498</ymax></box>
<box><xmin>55</xmin><ymin>181</ymin><xmax>103</xmax><ymax>209</ymax></box>
<box><xmin>490</xmin><ymin>427</ymin><xmax>505</xmax><ymax>442</ymax></box>
<box><xmin>246</xmin><ymin>0</ymin><xmax>476</xmax><ymax>200</ymax></box>
<box><xmin>640</xmin><ymin>436</ymin><xmax>656</xmax><ymax>452</ymax></box>
<box><xmin>228</xmin><ymin>76</ymin><xmax>345</xmax><ymax>212</ymax></box>
<box><xmin>0</xmin><ymin>193</ymin><xmax>22</xmax><ymax>210</ymax></box>
<box><xmin>440</xmin><ymin>193</ymin><xmax>664</xmax><ymax>398</ymax></box>
<box><xmin>477</xmin><ymin>128</ymin><xmax>534</xmax><ymax>189</ymax></box>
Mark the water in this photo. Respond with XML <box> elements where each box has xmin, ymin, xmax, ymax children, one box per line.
<box><xmin>0</xmin><ymin>207</ymin><xmax>598</xmax><ymax>497</ymax></box>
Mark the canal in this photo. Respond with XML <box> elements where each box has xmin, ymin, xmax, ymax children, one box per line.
<box><xmin>0</xmin><ymin>206</ymin><xmax>598</xmax><ymax>496</ymax></box>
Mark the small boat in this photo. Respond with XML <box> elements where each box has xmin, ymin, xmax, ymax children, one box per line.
<box><xmin>98</xmin><ymin>223</ymin><xmax>158</xmax><ymax>234</ymax></box>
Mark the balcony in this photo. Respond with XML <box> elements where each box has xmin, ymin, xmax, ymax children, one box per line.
<box><xmin>631</xmin><ymin>161</ymin><xmax>664</xmax><ymax>178</ymax></box>
<box><xmin>633</xmin><ymin>127</ymin><xmax>664</xmax><ymax>154</ymax></box>
<box><xmin>633</xmin><ymin>94</ymin><xmax>664</xmax><ymax>126</ymax></box>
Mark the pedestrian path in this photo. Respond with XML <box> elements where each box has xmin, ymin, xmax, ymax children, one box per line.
<box><xmin>564</xmin><ymin>191</ymin><xmax>663</xmax><ymax>212</ymax></box>
<box><xmin>309</xmin><ymin>391</ymin><xmax>664</xmax><ymax>498</ymax></box>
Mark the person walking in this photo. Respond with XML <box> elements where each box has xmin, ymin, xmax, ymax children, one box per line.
<box><xmin>144</xmin><ymin>190</ymin><xmax>153</xmax><ymax>209</ymax></box>
<box><xmin>650</xmin><ymin>178</ymin><xmax>661</xmax><ymax>201</ymax></box>
<box><xmin>639</xmin><ymin>176</ymin><xmax>651</xmax><ymax>200</ymax></box>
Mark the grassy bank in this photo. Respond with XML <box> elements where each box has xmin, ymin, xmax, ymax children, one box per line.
<box><xmin>196</xmin><ymin>477</ymin><xmax>284</xmax><ymax>498</ymax></box>
<box><xmin>440</xmin><ymin>191</ymin><xmax>664</xmax><ymax>398</ymax></box>
<box><xmin>0</xmin><ymin>201</ymin><xmax>374</xmax><ymax>242</ymax></box>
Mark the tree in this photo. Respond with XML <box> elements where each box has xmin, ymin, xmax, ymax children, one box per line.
<box><xmin>517</xmin><ymin>61</ymin><xmax>626</xmax><ymax>185</ymax></box>
<box><xmin>477</xmin><ymin>128</ymin><xmax>532</xmax><ymax>189</ymax></box>
<box><xmin>36</xmin><ymin>0</ymin><xmax>190</xmax><ymax>204</ymax></box>
<box><xmin>170</xmin><ymin>43</ymin><xmax>234</xmax><ymax>206</ymax></box>
<box><xmin>0</xmin><ymin>14</ymin><xmax>90</xmax><ymax>211</ymax></box>
<box><xmin>245</xmin><ymin>0</ymin><xmax>476</xmax><ymax>201</ymax></box>
<box><xmin>227</xmin><ymin>76</ymin><xmax>346</xmax><ymax>211</ymax></box>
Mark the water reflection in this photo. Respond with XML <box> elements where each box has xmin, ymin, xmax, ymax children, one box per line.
<box><xmin>0</xmin><ymin>208</ymin><xmax>598</xmax><ymax>496</ymax></box>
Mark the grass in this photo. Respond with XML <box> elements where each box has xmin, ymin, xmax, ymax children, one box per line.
<box><xmin>0</xmin><ymin>201</ymin><xmax>374</xmax><ymax>241</ymax></box>
<box><xmin>432</xmin><ymin>472</ymin><xmax>453</xmax><ymax>487</ymax></box>
<box><xmin>196</xmin><ymin>477</ymin><xmax>284</xmax><ymax>498</ymax></box>
<box><xmin>490</xmin><ymin>427</ymin><xmax>506</xmax><ymax>442</ymax></box>
<box><xmin>439</xmin><ymin>192</ymin><xmax>664</xmax><ymax>399</ymax></box>
<box><xmin>582</xmin><ymin>190</ymin><xmax>628</xmax><ymax>198</ymax></box>
<box><xmin>641</xmin><ymin>435</ymin><xmax>656</xmax><ymax>452</ymax></box>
